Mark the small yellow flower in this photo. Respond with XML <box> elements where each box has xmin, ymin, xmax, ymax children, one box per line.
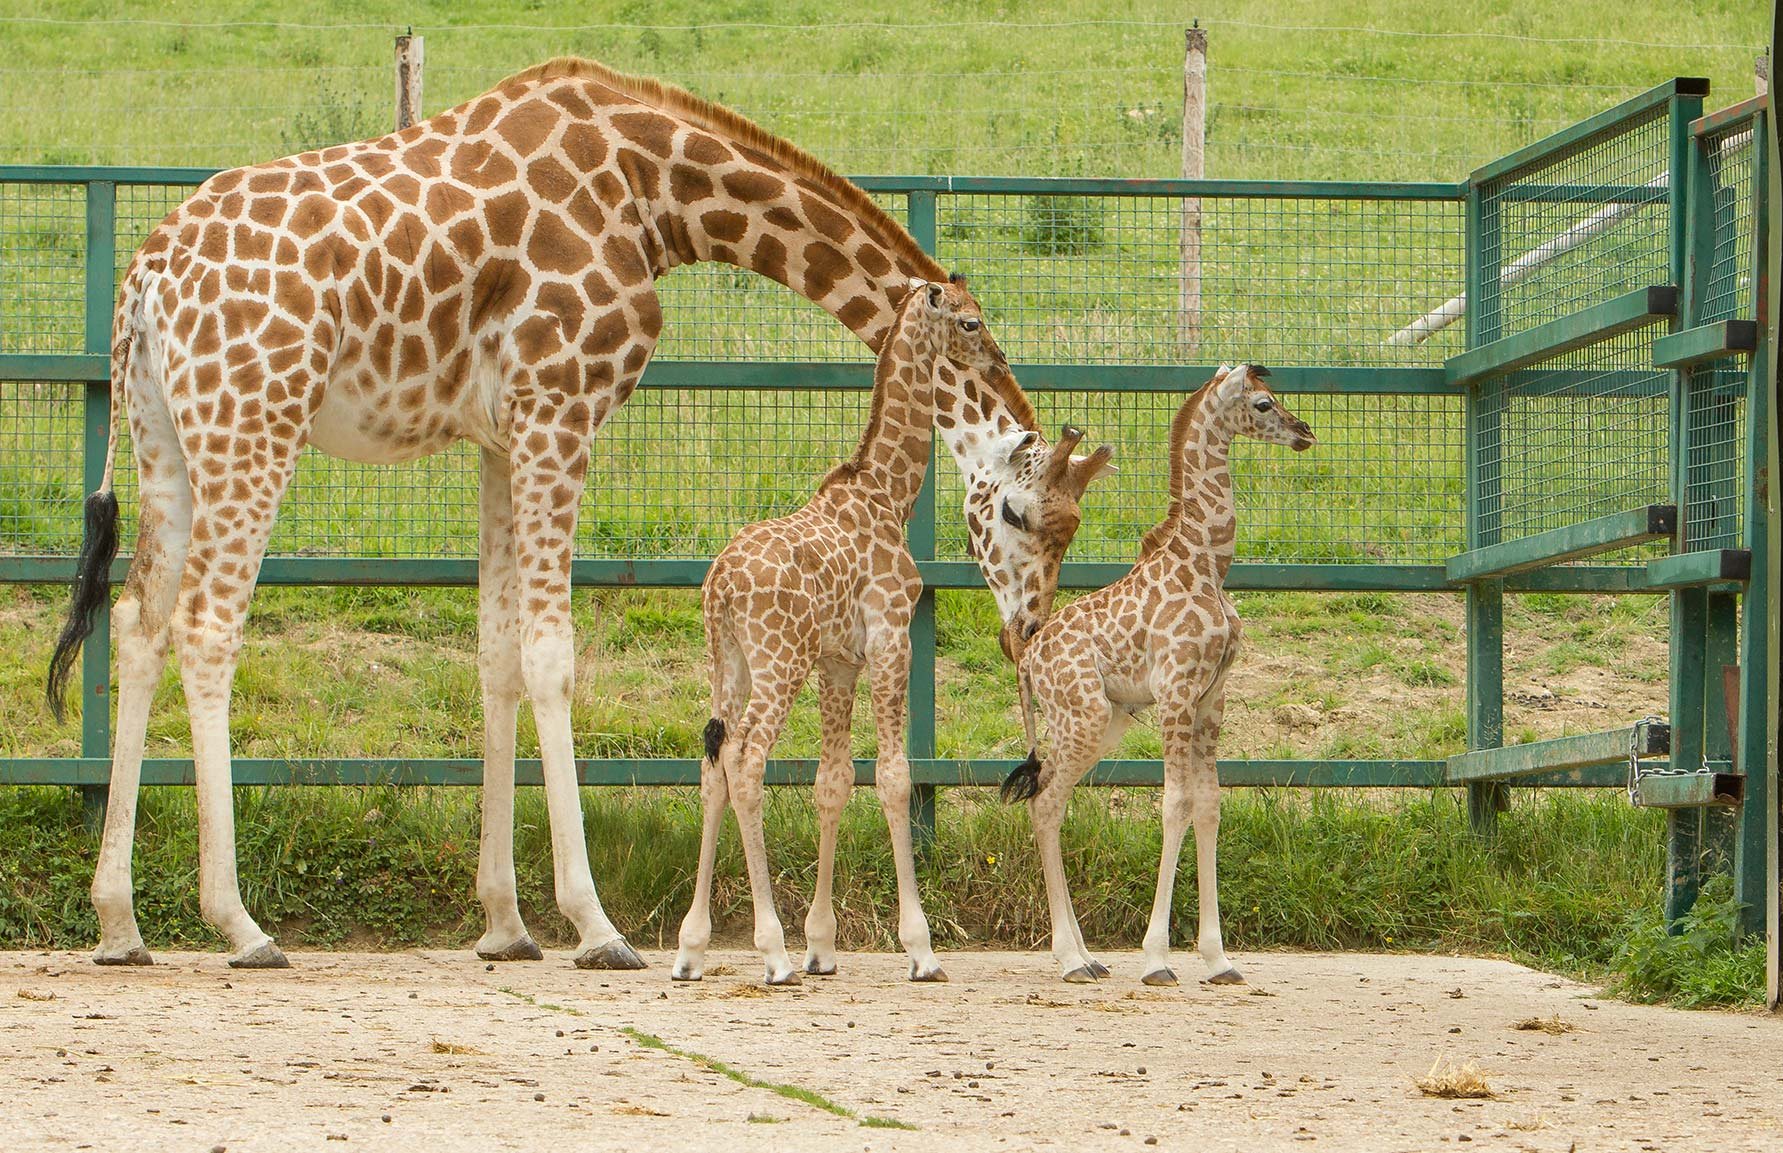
<box><xmin>1252</xmin><ymin>904</ymin><xmax>1260</xmax><ymax>914</ymax></box>
<box><xmin>1385</xmin><ymin>935</ymin><xmax>1395</xmax><ymax>944</ymax></box>
<box><xmin>985</xmin><ymin>853</ymin><xmax>999</xmax><ymax>866</ymax></box>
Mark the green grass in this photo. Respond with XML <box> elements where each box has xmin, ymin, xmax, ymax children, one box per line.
<box><xmin>621</xmin><ymin>1026</ymin><xmax>915</xmax><ymax>1129</ymax></box>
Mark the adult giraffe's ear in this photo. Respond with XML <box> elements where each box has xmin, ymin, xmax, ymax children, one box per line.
<box><xmin>992</xmin><ymin>428</ymin><xmax>1041</xmax><ymax>470</ymax></box>
<box><xmin>907</xmin><ymin>275</ymin><xmax>927</xmax><ymax>293</ymax></box>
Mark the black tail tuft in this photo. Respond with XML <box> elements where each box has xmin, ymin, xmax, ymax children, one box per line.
<box><xmin>46</xmin><ymin>490</ymin><xmax>119</xmax><ymax>722</ymax></box>
<box><xmin>702</xmin><ymin>717</ymin><xmax>727</xmax><ymax>762</ymax></box>
<box><xmin>1000</xmin><ymin>748</ymin><xmax>1043</xmax><ymax>803</ymax></box>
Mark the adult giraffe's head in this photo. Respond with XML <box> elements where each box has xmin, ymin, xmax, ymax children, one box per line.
<box><xmin>962</xmin><ymin>417</ymin><xmax>1115</xmax><ymax>663</ymax></box>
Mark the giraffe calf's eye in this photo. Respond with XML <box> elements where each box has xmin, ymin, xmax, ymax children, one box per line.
<box><xmin>1000</xmin><ymin>501</ymin><xmax>1028</xmax><ymax>531</ymax></box>
<box><xmin>1253</xmin><ymin>397</ymin><xmax>1274</xmax><ymax>412</ymax></box>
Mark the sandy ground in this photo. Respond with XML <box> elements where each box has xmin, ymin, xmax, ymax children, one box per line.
<box><xmin>4</xmin><ymin>948</ymin><xmax>1779</xmax><ymax>1152</ymax></box>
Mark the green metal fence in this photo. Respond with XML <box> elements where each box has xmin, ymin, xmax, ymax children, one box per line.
<box><xmin>0</xmin><ymin>81</ymin><xmax>1774</xmax><ymax>923</ymax></box>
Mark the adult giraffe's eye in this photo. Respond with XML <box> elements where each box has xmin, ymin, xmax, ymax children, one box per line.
<box><xmin>1001</xmin><ymin>500</ymin><xmax>1028</xmax><ymax>531</ymax></box>
<box><xmin>960</xmin><ymin>318</ymin><xmax>980</xmax><ymax>333</ymax></box>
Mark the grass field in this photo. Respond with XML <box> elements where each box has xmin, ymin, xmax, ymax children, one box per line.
<box><xmin>0</xmin><ymin>2</ymin><xmax>1772</xmax><ymax>1004</ymax></box>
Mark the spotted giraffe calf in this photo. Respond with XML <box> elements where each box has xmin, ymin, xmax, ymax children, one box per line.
<box><xmin>674</xmin><ymin>278</ymin><xmax>1113</xmax><ymax>985</ymax></box>
<box><xmin>1005</xmin><ymin>364</ymin><xmax>1315</xmax><ymax>985</ymax></box>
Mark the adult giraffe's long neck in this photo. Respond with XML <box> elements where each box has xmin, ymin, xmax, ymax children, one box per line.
<box><xmin>1138</xmin><ymin>382</ymin><xmax>1238</xmax><ymax>575</ymax></box>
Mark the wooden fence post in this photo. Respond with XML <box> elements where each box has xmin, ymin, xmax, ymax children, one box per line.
<box><xmin>395</xmin><ymin>33</ymin><xmax>425</xmax><ymax>130</ymax></box>
<box><xmin>1179</xmin><ymin>24</ymin><xmax>1207</xmax><ymax>354</ymax></box>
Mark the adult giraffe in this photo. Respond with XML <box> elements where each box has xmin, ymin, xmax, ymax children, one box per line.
<box><xmin>46</xmin><ymin>58</ymin><xmax>1103</xmax><ymax>970</ymax></box>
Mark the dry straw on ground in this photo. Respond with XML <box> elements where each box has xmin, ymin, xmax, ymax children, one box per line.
<box><xmin>1414</xmin><ymin>1057</ymin><xmax>1497</xmax><ymax>1099</ymax></box>
<box><xmin>1512</xmin><ymin>1014</ymin><xmax>1577</xmax><ymax>1035</ymax></box>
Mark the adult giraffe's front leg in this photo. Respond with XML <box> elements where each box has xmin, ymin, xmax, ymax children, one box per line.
<box><xmin>507</xmin><ymin>395</ymin><xmax>642</xmax><ymax>971</ymax></box>
<box><xmin>473</xmin><ymin>448</ymin><xmax>541</xmax><ymax>962</ymax></box>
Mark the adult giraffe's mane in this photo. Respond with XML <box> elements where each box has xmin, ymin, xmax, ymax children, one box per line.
<box><xmin>497</xmin><ymin>57</ymin><xmax>1038</xmax><ymax>434</ymax></box>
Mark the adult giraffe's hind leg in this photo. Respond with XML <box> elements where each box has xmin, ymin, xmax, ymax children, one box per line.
<box><xmin>473</xmin><ymin>448</ymin><xmax>541</xmax><ymax>962</ymax></box>
<box><xmin>91</xmin><ymin>375</ymin><xmax>192</xmax><ymax>966</ymax></box>
<box><xmin>803</xmin><ymin>659</ymin><xmax>860</xmax><ymax>976</ymax></box>
<box><xmin>170</xmin><ymin>373</ymin><xmax>316</xmax><ymax>969</ymax></box>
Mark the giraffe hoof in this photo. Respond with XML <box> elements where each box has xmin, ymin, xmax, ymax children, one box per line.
<box><xmin>1087</xmin><ymin>959</ymin><xmax>1111</xmax><ymax>979</ymax></box>
<box><xmin>574</xmin><ymin>938</ymin><xmax>646</xmax><ymax>971</ymax></box>
<box><xmin>228</xmin><ymin>942</ymin><xmax>290</xmax><ymax>970</ymax></box>
<box><xmin>1062</xmin><ymin>965</ymin><xmax>1097</xmax><ymax>984</ymax></box>
<box><xmin>93</xmin><ymin>945</ymin><xmax>153</xmax><ymax>967</ymax></box>
<box><xmin>670</xmin><ymin>968</ymin><xmax>703</xmax><ymax>982</ymax></box>
<box><xmin>909</xmin><ymin>964</ymin><xmax>949</xmax><ymax>983</ymax></box>
<box><xmin>476</xmin><ymin>936</ymin><xmax>544</xmax><ymax>963</ymax></box>
<box><xmin>803</xmin><ymin>958</ymin><xmax>837</xmax><ymax>976</ymax></box>
<box><xmin>765</xmin><ymin>968</ymin><xmax>802</xmax><ymax>987</ymax></box>
<box><xmin>1141</xmin><ymin>967</ymin><xmax>1178</xmax><ymax>987</ymax></box>
<box><xmin>1203</xmin><ymin>967</ymin><xmax>1246</xmax><ymax>986</ymax></box>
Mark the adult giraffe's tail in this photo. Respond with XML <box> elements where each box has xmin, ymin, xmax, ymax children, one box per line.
<box><xmin>45</xmin><ymin>264</ymin><xmax>140</xmax><ymax>720</ymax></box>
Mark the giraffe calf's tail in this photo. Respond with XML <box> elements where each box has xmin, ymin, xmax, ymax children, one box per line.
<box><xmin>703</xmin><ymin>718</ymin><xmax>727</xmax><ymax>763</ymax></box>
<box><xmin>45</xmin><ymin>271</ymin><xmax>137</xmax><ymax>722</ymax></box>
<box><xmin>1000</xmin><ymin>749</ymin><xmax>1043</xmax><ymax>803</ymax></box>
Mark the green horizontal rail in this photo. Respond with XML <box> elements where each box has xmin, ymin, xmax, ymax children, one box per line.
<box><xmin>0</xmin><ymin>555</ymin><xmax>1660</xmax><ymax>594</ymax></box>
<box><xmin>1644</xmin><ymin>549</ymin><xmax>1752</xmax><ymax>589</ymax></box>
<box><xmin>1446</xmin><ymin>505</ymin><xmax>1675</xmax><ymax>582</ymax></box>
<box><xmin>0</xmin><ymin>353</ymin><xmax>1453</xmax><ymax>396</ymax></box>
<box><xmin>1445</xmin><ymin>286</ymin><xmax>1679</xmax><ymax>387</ymax></box>
<box><xmin>1471</xmin><ymin>77</ymin><xmax>1709</xmax><ymax>186</ymax></box>
<box><xmin>1651</xmin><ymin>320</ymin><xmax>1758</xmax><ymax>369</ymax></box>
<box><xmin>1630</xmin><ymin>770</ymin><xmax>1744</xmax><ymax>809</ymax></box>
<box><xmin>1447</xmin><ymin>723</ymin><xmax>1670</xmax><ymax>785</ymax></box>
<box><xmin>0</xmin><ymin>756</ymin><xmax>1639</xmax><ymax>789</ymax></box>
<box><xmin>1494</xmin><ymin>183</ymin><xmax>1670</xmax><ymax>206</ymax></box>
<box><xmin>0</xmin><ymin>165</ymin><xmax>1465</xmax><ymax>201</ymax></box>
<box><xmin>1691</xmin><ymin>94</ymin><xmax>1768</xmax><ymax>137</ymax></box>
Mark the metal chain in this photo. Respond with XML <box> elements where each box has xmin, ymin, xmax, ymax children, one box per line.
<box><xmin>1626</xmin><ymin>715</ymin><xmax>1696</xmax><ymax>805</ymax></box>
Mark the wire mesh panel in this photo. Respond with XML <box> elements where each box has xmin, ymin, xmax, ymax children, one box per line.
<box><xmin>1475</xmin><ymin>105</ymin><xmax>1672</xmax><ymax>341</ymax></box>
<box><xmin>0</xmin><ymin>381</ymin><xmax>84</xmax><ymax>555</ymax></box>
<box><xmin>1475</xmin><ymin>322</ymin><xmax>1671</xmax><ymax>545</ymax></box>
<box><xmin>1682</xmin><ymin>117</ymin><xmax>1759</xmax><ymax>552</ymax></box>
<box><xmin>935</xmin><ymin>192</ymin><xmax>1464</xmax><ymax>367</ymax></box>
<box><xmin>935</xmin><ymin>390</ymin><xmax>1463</xmax><ymax>565</ymax></box>
<box><xmin>0</xmin><ymin>182</ymin><xmax>85</xmax><ymax>356</ymax></box>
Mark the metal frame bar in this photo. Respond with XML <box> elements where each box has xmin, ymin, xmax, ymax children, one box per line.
<box><xmin>1652</xmin><ymin>321</ymin><xmax>1760</xmax><ymax>369</ymax></box>
<box><xmin>1445</xmin><ymin>286</ymin><xmax>1680</xmax><ymax>387</ymax></box>
<box><xmin>1447</xmin><ymin>723</ymin><xmax>1669</xmax><ymax>785</ymax></box>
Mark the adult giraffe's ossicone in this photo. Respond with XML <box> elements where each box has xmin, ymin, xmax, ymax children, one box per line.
<box><xmin>46</xmin><ymin>57</ymin><xmax>1106</xmax><ymax>970</ymax></box>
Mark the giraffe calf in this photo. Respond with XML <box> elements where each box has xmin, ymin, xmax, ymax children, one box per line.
<box><xmin>1006</xmin><ymin>364</ymin><xmax>1315</xmax><ymax>985</ymax></box>
<box><xmin>672</xmin><ymin>278</ymin><xmax>1110</xmax><ymax>986</ymax></box>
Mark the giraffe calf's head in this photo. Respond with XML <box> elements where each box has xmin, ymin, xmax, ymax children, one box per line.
<box><xmin>907</xmin><ymin>275</ymin><xmax>1011</xmax><ymax>383</ymax></box>
<box><xmin>1215</xmin><ymin>363</ymin><xmax>1315</xmax><ymax>451</ymax></box>
<box><xmin>963</xmin><ymin>423</ymin><xmax>1117</xmax><ymax>662</ymax></box>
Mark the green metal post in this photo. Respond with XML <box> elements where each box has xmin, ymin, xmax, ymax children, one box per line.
<box><xmin>1703</xmin><ymin>592</ymin><xmax>1741</xmax><ymax>875</ymax></box>
<box><xmin>1462</xmin><ymin>176</ymin><xmax>1507</xmax><ymax>833</ymax></box>
<box><xmin>79</xmin><ymin>180</ymin><xmax>116</xmax><ymax>831</ymax></box>
<box><xmin>1736</xmin><ymin>108</ymin><xmax>1775</xmax><ymax>937</ymax></box>
<box><xmin>905</xmin><ymin>190</ymin><xmax>940</xmax><ymax>855</ymax></box>
<box><xmin>1666</xmin><ymin>588</ymin><xmax>1708</xmax><ymax>924</ymax></box>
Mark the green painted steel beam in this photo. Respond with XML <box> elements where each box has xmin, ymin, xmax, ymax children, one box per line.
<box><xmin>1446</xmin><ymin>505</ymin><xmax>1676</xmax><ymax>582</ymax></box>
<box><xmin>1445</xmin><ymin>286</ymin><xmax>1680</xmax><ymax>387</ymax></box>
<box><xmin>0</xmin><ymin>353</ymin><xmax>109</xmax><ymax>381</ymax></box>
<box><xmin>1652</xmin><ymin>320</ymin><xmax>1759</xmax><ymax>369</ymax></box>
<box><xmin>0</xmin><ymin>556</ymin><xmax>1663</xmax><ymax>594</ymax></box>
<box><xmin>1631</xmin><ymin>770</ymin><xmax>1745</xmax><ymax>809</ymax></box>
<box><xmin>1691</xmin><ymin>95</ymin><xmax>1768</xmax><ymax>137</ymax></box>
<box><xmin>1645</xmin><ymin>549</ymin><xmax>1753</xmax><ymax>588</ymax></box>
<box><xmin>0</xmin><ymin>166</ymin><xmax>1466</xmax><ymax>201</ymax></box>
<box><xmin>1447</xmin><ymin>723</ymin><xmax>1670</xmax><ymax>784</ymax></box>
<box><xmin>0</xmin><ymin>757</ymin><xmax>1637</xmax><ymax>790</ymax></box>
<box><xmin>1471</xmin><ymin>78</ymin><xmax>1710</xmax><ymax>186</ymax></box>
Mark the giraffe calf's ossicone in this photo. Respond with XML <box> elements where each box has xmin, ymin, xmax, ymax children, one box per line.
<box><xmin>1010</xmin><ymin>363</ymin><xmax>1314</xmax><ymax>985</ymax></box>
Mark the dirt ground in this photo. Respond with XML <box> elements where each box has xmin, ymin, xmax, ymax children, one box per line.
<box><xmin>5</xmin><ymin>948</ymin><xmax>1778</xmax><ymax>1152</ymax></box>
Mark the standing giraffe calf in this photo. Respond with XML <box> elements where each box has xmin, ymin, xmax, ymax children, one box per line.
<box><xmin>674</xmin><ymin>278</ymin><xmax>1113</xmax><ymax>985</ymax></box>
<box><xmin>1005</xmin><ymin>364</ymin><xmax>1314</xmax><ymax>985</ymax></box>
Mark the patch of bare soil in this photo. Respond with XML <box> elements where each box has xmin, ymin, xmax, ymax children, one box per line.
<box><xmin>5</xmin><ymin>949</ymin><xmax>1778</xmax><ymax>1152</ymax></box>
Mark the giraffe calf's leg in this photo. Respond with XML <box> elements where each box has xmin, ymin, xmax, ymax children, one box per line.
<box><xmin>673</xmin><ymin>720</ymin><xmax>732</xmax><ymax>981</ymax></box>
<box><xmin>803</xmin><ymin>661</ymin><xmax>859</xmax><ymax>977</ymax></box>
